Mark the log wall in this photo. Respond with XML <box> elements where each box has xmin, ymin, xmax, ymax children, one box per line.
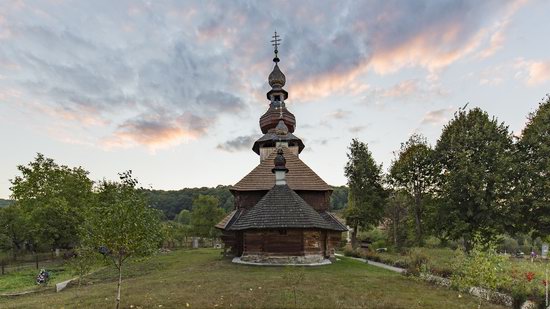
<box><xmin>295</xmin><ymin>191</ymin><xmax>331</xmax><ymax>211</ymax></box>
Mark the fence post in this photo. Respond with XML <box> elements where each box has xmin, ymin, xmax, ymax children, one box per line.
<box><xmin>1</xmin><ymin>260</ymin><xmax>4</xmax><ymax>275</ymax></box>
<box><xmin>35</xmin><ymin>253</ymin><xmax>39</xmax><ymax>270</ymax></box>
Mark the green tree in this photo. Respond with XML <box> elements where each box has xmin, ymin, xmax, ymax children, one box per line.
<box><xmin>80</xmin><ymin>171</ymin><xmax>161</xmax><ymax>309</ymax></box>
<box><xmin>0</xmin><ymin>204</ymin><xmax>28</xmax><ymax>259</ymax></box>
<box><xmin>389</xmin><ymin>134</ymin><xmax>434</xmax><ymax>246</ymax></box>
<box><xmin>330</xmin><ymin>186</ymin><xmax>348</xmax><ymax>210</ymax></box>
<box><xmin>176</xmin><ymin>209</ymin><xmax>191</xmax><ymax>225</ymax></box>
<box><xmin>384</xmin><ymin>190</ymin><xmax>409</xmax><ymax>250</ymax></box>
<box><xmin>9</xmin><ymin>153</ymin><xmax>94</xmax><ymax>250</ymax></box>
<box><xmin>516</xmin><ymin>95</ymin><xmax>550</xmax><ymax>237</ymax></box>
<box><xmin>344</xmin><ymin>139</ymin><xmax>387</xmax><ymax>248</ymax></box>
<box><xmin>190</xmin><ymin>195</ymin><xmax>225</xmax><ymax>243</ymax></box>
<box><xmin>434</xmin><ymin>107</ymin><xmax>514</xmax><ymax>251</ymax></box>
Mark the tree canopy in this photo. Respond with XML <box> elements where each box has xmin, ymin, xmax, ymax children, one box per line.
<box><xmin>344</xmin><ymin>139</ymin><xmax>387</xmax><ymax>248</ymax></box>
<box><xmin>516</xmin><ymin>95</ymin><xmax>550</xmax><ymax>237</ymax></box>
<box><xmin>9</xmin><ymin>153</ymin><xmax>94</xmax><ymax>250</ymax></box>
<box><xmin>389</xmin><ymin>133</ymin><xmax>434</xmax><ymax>246</ymax></box>
<box><xmin>433</xmin><ymin>107</ymin><xmax>514</xmax><ymax>250</ymax></box>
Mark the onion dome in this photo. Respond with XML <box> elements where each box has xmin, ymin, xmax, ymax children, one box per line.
<box><xmin>268</xmin><ymin>64</ymin><xmax>286</xmax><ymax>89</ymax></box>
<box><xmin>272</xmin><ymin>148</ymin><xmax>288</xmax><ymax>173</ymax></box>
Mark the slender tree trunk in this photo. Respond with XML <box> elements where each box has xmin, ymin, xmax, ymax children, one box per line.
<box><xmin>414</xmin><ymin>194</ymin><xmax>423</xmax><ymax>246</ymax></box>
<box><xmin>116</xmin><ymin>261</ymin><xmax>122</xmax><ymax>309</ymax></box>
<box><xmin>351</xmin><ymin>223</ymin><xmax>359</xmax><ymax>249</ymax></box>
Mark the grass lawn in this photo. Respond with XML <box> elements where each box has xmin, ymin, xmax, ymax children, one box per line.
<box><xmin>0</xmin><ymin>264</ymin><xmax>75</xmax><ymax>294</ymax></box>
<box><xmin>0</xmin><ymin>249</ymin><xmax>506</xmax><ymax>309</ymax></box>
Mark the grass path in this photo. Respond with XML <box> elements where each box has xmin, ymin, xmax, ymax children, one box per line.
<box><xmin>0</xmin><ymin>249</ymin><xmax>506</xmax><ymax>308</ymax></box>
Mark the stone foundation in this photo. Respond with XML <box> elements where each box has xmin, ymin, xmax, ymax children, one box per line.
<box><xmin>235</xmin><ymin>254</ymin><xmax>330</xmax><ymax>266</ymax></box>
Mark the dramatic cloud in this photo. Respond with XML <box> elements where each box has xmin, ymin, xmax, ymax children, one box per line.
<box><xmin>217</xmin><ymin>134</ymin><xmax>261</xmax><ymax>152</ymax></box>
<box><xmin>0</xmin><ymin>0</ymin><xmax>529</xmax><ymax>149</ymax></box>
<box><xmin>104</xmin><ymin>112</ymin><xmax>212</xmax><ymax>150</ymax></box>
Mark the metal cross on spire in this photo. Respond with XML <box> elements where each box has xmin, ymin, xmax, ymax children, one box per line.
<box><xmin>271</xmin><ymin>31</ymin><xmax>281</xmax><ymax>63</ymax></box>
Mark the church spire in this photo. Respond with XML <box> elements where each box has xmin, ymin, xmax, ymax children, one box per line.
<box><xmin>267</xmin><ymin>31</ymin><xmax>288</xmax><ymax>102</ymax></box>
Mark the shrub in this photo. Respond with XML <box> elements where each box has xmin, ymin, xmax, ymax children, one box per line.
<box><xmin>342</xmin><ymin>245</ymin><xmax>362</xmax><ymax>258</ymax></box>
<box><xmin>424</xmin><ymin>236</ymin><xmax>441</xmax><ymax>249</ymax></box>
<box><xmin>393</xmin><ymin>259</ymin><xmax>409</xmax><ymax>269</ymax></box>
<box><xmin>406</xmin><ymin>248</ymin><xmax>429</xmax><ymax>276</ymax></box>
<box><xmin>430</xmin><ymin>266</ymin><xmax>453</xmax><ymax>278</ymax></box>
<box><xmin>451</xmin><ymin>236</ymin><xmax>510</xmax><ymax>300</ymax></box>
<box><xmin>363</xmin><ymin>250</ymin><xmax>381</xmax><ymax>262</ymax></box>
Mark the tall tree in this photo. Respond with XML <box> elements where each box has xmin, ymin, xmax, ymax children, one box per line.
<box><xmin>384</xmin><ymin>190</ymin><xmax>409</xmax><ymax>250</ymax></box>
<box><xmin>80</xmin><ymin>171</ymin><xmax>161</xmax><ymax>309</ymax></box>
<box><xmin>344</xmin><ymin>139</ymin><xmax>387</xmax><ymax>248</ymax></box>
<box><xmin>389</xmin><ymin>134</ymin><xmax>434</xmax><ymax>246</ymax></box>
<box><xmin>9</xmin><ymin>153</ymin><xmax>94</xmax><ymax>250</ymax></box>
<box><xmin>434</xmin><ymin>107</ymin><xmax>514</xmax><ymax>251</ymax></box>
<box><xmin>190</xmin><ymin>195</ymin><xmax>225</xmax><ymax>241</ymax></box>
<box><xmin>516</xmin><ymin>95</ymin><xmax>550</xmax><ymax>237</ymax></box>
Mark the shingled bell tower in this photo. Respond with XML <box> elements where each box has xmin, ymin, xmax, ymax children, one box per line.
<box><xmin>215</xmin><ymin>33</ymin><xmax>347</xmax><ymax>265</ymax></box>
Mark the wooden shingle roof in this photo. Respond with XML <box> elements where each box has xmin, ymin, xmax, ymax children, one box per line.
<box><xmin>232</xmin><ymin>147</ymin><xmax>331</xmax><ymax>191</ymax></box>
<box><xmin>227</xmin><ymin>185</ymin><xmax>334</xmax><ymax>231</ymax></box>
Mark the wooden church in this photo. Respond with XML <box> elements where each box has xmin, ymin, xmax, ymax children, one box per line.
<box><xmin>215</xmin><ymin>33</ymin><xmax>347</xmax><ymax>265</ymax></box>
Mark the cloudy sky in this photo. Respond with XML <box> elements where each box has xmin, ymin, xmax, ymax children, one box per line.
<box><xmin>1</xmin><ymin>0</ymin><xmax>550</xmax><ymax>198</ymax></box>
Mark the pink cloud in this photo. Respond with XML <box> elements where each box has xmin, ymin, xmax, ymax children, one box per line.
<box><xmin>102</xmin><ymin>112</ymin><xmax>211</xmax><ymax>150</ymax></box>
<box><xmin>515</xmin><ymin>59</ymin><xmax>550</xmax><ymax>86</ymax></box>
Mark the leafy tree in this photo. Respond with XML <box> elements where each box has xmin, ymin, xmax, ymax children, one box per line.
<box><xmin>389</xmin><ymin>134</ymin><xmax>434</xmax><ymax>246</ymax></box>
<box><xmin>434</xmin><ymin>107</ymin><xmax>514</xmax><ymax>251</ymax></box>
<box><xmin>9</xmin><ymin>153</ymin><xmax>94</xmax><ymax>250</ymax></box>
<box><xmin>80</xmin><ymin>171</ymin><xmax>161</xmax><ymax>309</ymax></box>
<box><xmin>0</xmin><ymin>204</ymin><xmax>28</xmax><ymax>259</ymax></box>
<box><xmin>384</xmin><ymin>190</ymin><xmax>409</xmax><ymax>250</ymax></box>
<box><xmin>330</xmin><ymin>186</ymin><xmax>348</xmax><ymax>210</ymax></box>
<box><xmin>344</xmin><ymin>139</ymin><xmax>387</xmax><ymax>248</ymax></box>
<box><xmin>516</xmin><ymin>95</ymin><xmax>550</xmax><ymax>237</ymax></box>
<box><xmin>190</xmin><ymin>195</ymin><xmax>225</xmax><ymax>243</ymax></box>
<box><xmin>176</xmin><ymin>209</ymin><xmax>191</xmax><ymax>225</ymax></box>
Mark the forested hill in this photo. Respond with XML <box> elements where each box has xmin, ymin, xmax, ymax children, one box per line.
<box><xmin>146</xmin><ymin>185</ymin><xmax>348</xmax><ymax>220</ymax></box>
<box><xmin>0</xmin><ymin>199</ymin><xmax>13</xmax><ymax>208</ymax></box>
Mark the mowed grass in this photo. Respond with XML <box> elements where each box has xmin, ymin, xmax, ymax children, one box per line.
<box><xmin>0</xmin><ymin>264</ymin><xmax>75</xmax><ymax>294</ymax></box>
<box><xmin>0</xmin><ymin>249</ymin><xmax>506</xmax><ymax>309</ymax></box>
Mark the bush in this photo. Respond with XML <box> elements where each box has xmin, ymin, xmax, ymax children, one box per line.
<box><xmin>451</xmin><ymin>236</ymin><xmax>510</xmax><ymax>298</ymax></box>
<box><xmin>430</xmin><ymin>266</ymin><xmax>453</xmax><ymax>278</ymax></box>
<box><xmin>363</xmin><ymin>250</ymin><xmax>381</xmax><ymax>262</ymax></box>
<box><xmin>498</xmin><ymin>235</ymin><xmax>519</xmax><ymax>254</ymax></box>
<box><xmin>342</xmin><ymin>245</ymin><xmax>362</xmax><ymax>258</ymax></box>
<box><xmin>392</xmin><ymin>259</ymin><xmax>409</xmax><ymax>269</ymax></box>
<box><xmin>406</xmin><ymin>248</ymin><xmax>429</xmax><ymax>276</ymax></box>
<box><xmin>424</xmin><ymin>236</ymin><xmax>441</xmax><ymax>248</ymax></box>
